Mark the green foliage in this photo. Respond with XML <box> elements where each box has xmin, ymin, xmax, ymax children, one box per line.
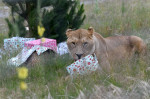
<box><xmin>3</xmin><ymin>0</ymin><xmax>86</xmax><ymax>42</ymax></box>
<box><xmin>42</xmin><ymin>0</ymin><xmax>85</xmax><ymax>42</ymax></box>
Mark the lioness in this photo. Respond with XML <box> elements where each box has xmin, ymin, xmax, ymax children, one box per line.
<box><xmin>66</xmin><ymin>27</ymin><xmax>146</xmax><ymax>72</ymax></box>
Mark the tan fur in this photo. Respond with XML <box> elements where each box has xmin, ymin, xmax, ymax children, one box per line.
<box><xmin>66</xmin><ymin>27</ymin><xmax>146</xmax><ymax>72</ymax></box>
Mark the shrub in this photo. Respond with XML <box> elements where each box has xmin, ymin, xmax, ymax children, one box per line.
<box><xmin>3</xmin><ymin>0</ymin><xmax>86</xmax><ymax>42</ymax></box>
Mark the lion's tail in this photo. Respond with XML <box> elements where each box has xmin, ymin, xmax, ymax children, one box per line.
<box><xmin>129</xmin><ymin>36</ymin><xmax>147</xmax><ymax>55</ymax></box>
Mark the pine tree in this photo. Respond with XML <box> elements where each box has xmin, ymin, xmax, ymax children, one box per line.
<box><xmin>3</xmin><ymin>0</ymin><xmax>85</xmax><ymax>42</ymax></box>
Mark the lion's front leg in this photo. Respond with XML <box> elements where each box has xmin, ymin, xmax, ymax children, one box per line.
<box><xmin>96</xmin><ymin>53</ymin><xmax>112</xmax><ymax>73</ymax></box>
<box><xmin>100</xmin><ymin>57</ymin><xmax>112</xmax><ymax>73</ymax></box>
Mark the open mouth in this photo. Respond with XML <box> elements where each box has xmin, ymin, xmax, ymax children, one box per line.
<box><xmin>74</xmin><ymin>58</ymin><xmax>81</xmax><ymax>62</ymax></box>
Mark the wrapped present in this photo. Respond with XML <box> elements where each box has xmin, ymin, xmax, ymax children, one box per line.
<box><xmin>66</xmin><ymin>54</ymin><xmax>99</xmax><ymax>75</ymax></box>
<box><xmin>4</xmin><ymin>37</ymin><xmax>35</xmax><ymax>52</ymax></box>
<box><xmin>7</xmin><ymin>47</ymin><xmax>35</xmax><ymax>66</ymax></box>
<box><xmin>8</xmin><ymin>38</ymin><xmax>57</xmax><ymax>66</ymax></box>
<box><xmin>25</xmin><ymin>38</ymin><xmax>57</xmax><ymax>53</ymax></box>
<box><xmin>57</xmin><ymin>42</ymin><xmax>69</xmax><ymax>55</ymax></box>
<box><xmin>7</xmin><ymin>45</ymin><xmax>52</xmax><ymax>66</ymax></box>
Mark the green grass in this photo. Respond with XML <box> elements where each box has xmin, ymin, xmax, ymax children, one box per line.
<box><xmin>0</xmin><ymin>53</ymin><xmax>149</xmax><ymax>98</ymax></box>
<box><xmin>0</xmin><ymin>33</ymin><xmax>7</xmax><ymax>47</ymax></box>
<box><xmin>0</xmin><ymin>0</ymin><xmax>150</xmax><ymax>98</ymax></box>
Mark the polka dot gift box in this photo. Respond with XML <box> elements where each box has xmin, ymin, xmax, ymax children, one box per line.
<box><xmin>24</xmin><ymin>38</ymin><xmax>57</xmax><ymax>54</ymax></box>
<box><xmin>66</xmin><ymin>54</ymin><xmax>99</xmax><ymax>75</ymax></box>
<box><xmin>57</xmin><ymin>42</ymin><xmax>69</xmax><ymax>55</ymax></box>
<box><xmin>4</xmin><ymin>37</ymin><xmax>35</xmax><ymax>52</ymax></box>
<box><xmin>7</xmin><ymin>38</ymin><xmax>57</xmax><ymax>66</ymax></box>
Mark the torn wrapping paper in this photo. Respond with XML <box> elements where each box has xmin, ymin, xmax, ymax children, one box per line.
<box><xmin>57</xmin><ymin>42</ymin><xmax>69</xmax><ymax>55</ymax></box>
<box><xmin>4</xmin><ymin>37</ymin><xmax>35</xmax><ymax>52</ymax></box>
<box><xmin>24</xmin><ymin>38</ymin><xmax>57</xmax><ymax>53</ymax></box>
<box><xmin>7</xmin><ymin>47</ymin><xmax>35</xmax><ymax>66</ymax></box>
<box><xmin>66</xmin><ymin>54</ymin><xmax>99</xmax><ymax>75</ymax></box>
<box><xmin>7</xmin><ymin>38</ymin><xmax>57</xmax><ymax>66</ymax></box>
<box><xmin>7</xmin><ymin>39</ymin><xmax>70</xmax><ymax>66</ymax></box>
<box><xmin>7</xmin><ymin>45</ymin><xmax>52</xmax><ymax>66</ymax></box>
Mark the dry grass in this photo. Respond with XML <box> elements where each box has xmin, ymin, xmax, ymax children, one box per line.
<box><xmin>82</xmin><ymin>0</ymin><xmax>150</xmax><ymax>38</ymax></box>
<box><xmin>0</xmin><ymin>0</ymin><xmax>150</xmax><ymax>98</ymax></box>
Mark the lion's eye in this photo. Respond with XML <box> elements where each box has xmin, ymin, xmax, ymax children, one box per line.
<box><xmin>83</xmin><ymin>42</ymin><xmax>88</xmax><ymax>47</ymax></box>
<box><xmin>72</xmin><ymin>42</ymin><xmax>75</xmax><ymax>45</ymax></box>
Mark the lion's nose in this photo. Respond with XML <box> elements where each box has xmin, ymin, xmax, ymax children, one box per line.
<box><xmin>76</xmin><ymin>54</ymin><xmax>83</xmax><ymax>59</ymax></box>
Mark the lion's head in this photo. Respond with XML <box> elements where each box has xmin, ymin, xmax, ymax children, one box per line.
<box><xmin>66</xmin><ymin>27</ymin><xmax>95</xmax><ymax>61</ymax></box>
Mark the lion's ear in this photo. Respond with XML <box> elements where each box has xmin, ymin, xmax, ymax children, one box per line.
<box><xmin>66</xmin><ymin>29</ymin><xmax>72</xmax><ymax>32</ymax></box>
<box><xmin>88</xmin><ymin>27</ymin><xmax>94</xmax><ymax>35</ymax></box>
<box><xmin>66</xmin><ymin>29</ymin><xmax>72</xmax><ymax>37</ymax></box>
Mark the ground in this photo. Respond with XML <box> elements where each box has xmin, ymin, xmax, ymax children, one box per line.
<box><xmin>0</xmin><ymin>0</ymin><xmax>150</xmax><ymax>98</ymax></box>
